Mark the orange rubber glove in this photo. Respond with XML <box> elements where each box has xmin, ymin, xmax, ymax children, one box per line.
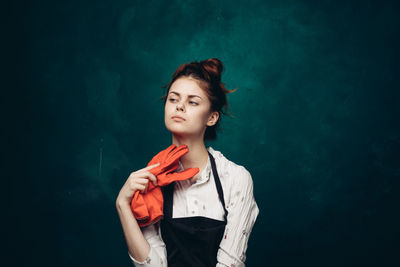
<box><xmin>130</xmin><ymin>144</ymin><xmax>199</xmax><ymax>227</ymax></box>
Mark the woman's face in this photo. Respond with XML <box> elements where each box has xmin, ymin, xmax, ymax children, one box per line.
<box><xmin>164</xmin><ymin>76</ymin><xmax>218</xmax><ymax>138</ymax></box>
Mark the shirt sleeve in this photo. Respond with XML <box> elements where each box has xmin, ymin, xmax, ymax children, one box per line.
<box><xmin>128</xmin><ymin>222</ymin><xmax>167</xmax><ymax>267</ymax></box>
<box><xmin>216</xmin><ymin>166</ymin><xmax>259</xmax><ymax>267</ymax></box>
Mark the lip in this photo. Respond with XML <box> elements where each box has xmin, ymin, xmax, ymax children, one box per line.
<box><xmin>171</xmin><ymin>115</ymin><xmax>185</xmax><ymax>121</ymax></box>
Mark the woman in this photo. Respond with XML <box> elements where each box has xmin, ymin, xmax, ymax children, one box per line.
<box><xmin>116</xmin><ymin>58</ymin><xmax>259</xmax><ymax>266</ymax></box>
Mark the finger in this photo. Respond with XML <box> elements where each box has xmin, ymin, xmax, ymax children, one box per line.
<box><xmin>128</xmin><ymin>177</ymin><xmax>148</xmax><ymax>191</ymax></box>
<box><xmin>138</xmin><ymin>172</ymin><xmax>158</xmax><ymax>186</ymax></box>
<box><xmin>158</xmin><ymin>167</ymin><xmax>199</xmax><ymax>186</ymax></box>
<box><xmin>134</xmin><ymin>171</ymin><xmax>158</xmax><ymax>186</ymax></box>
<box><xmin>149</xmin><ymin>144</ymin><xmax>176</xmax><ymax>164</ymax></box>
<box><xmin>144</xmin><ymin>171</ymin><xmax>158</xmax><ymax>186</ymax></box>
<box><xmin>168</xmin><ymin>145</ymin><xmax>189</xmax><ymax>162</ymax></box>
<box><xmin>143</xmin><ymin>181</ymin><xmax>150</xmax><ymax>194</ymax></box>
<box><xmin>133</xmin><ymin>177</ymin><xmax>149</xmax><ymax>186</ymax></box>
<box><xmin>137</xmin><ymin>163</ymin><xmax>160</xmax><ymax>173</ymax></box>
<box><xmin>163</xmin><ymin>144</ymin><xmax>177</xmax><ymax>156</ymax></box>
<box><xmin>165</xmin><ymin>164</ymin><xmax>178</xmax><ymax>173</ymax></box>
<box><xmin>136</xmin><ymin>184</ymin><xmax>146</xmax><ymax>193</ymax></box>
<box><xmin>168</xmin><ymin>144</ymin><xmax>188</xmax><ymax>159</ymax></box>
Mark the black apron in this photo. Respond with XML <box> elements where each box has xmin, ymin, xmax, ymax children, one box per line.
<box><xmin>160</xmin><ymin>151</ymin><xmax>228</xmax><ymax>267</ymax></box>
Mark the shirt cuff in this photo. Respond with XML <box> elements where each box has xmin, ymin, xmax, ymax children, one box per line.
<box><xmin>217</xmin><ymin>247</ymin><xmax>245</xmax><ymax>267</ymax></box>
<box><xmin>128</xmin><ymin>246</ymin><xmax>166</xmax><ymax>267</ymax></box>
<box><xmin>128</xmin><ymin>248</ymin><xmax>152</xmax><ymax>266</ymax></box>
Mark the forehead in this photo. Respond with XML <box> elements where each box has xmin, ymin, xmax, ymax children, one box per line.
<box><xmin>169</xmin><ymin>77</ymin><xmax>206</xmax><ymax>97</ymax></box>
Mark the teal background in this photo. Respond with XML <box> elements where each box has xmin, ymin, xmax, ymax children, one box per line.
<box><xmin>5</xmin><ymin>0</ymin><xmax>399</xmax><ymax>266</ymax></box>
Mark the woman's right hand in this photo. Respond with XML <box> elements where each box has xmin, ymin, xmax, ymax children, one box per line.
<box><xmin>116</xmin><ymin>163</ymin><xmax>160</xmax><ymax>208</ymax></box>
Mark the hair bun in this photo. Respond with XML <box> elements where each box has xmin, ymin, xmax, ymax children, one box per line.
<box><xmin>200</xmin><ymin>58</ymin><xmax>223</xmax><ymax>81</ymax></box>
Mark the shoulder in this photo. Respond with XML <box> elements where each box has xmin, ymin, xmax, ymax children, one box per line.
<box><xmin>207</xmin><ymin>147</ymin><xmax>254</xmax><ymax>189</ymax></box>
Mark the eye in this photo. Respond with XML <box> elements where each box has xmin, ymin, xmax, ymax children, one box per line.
<box><xmin>189</xmin><ymin>101</ymin><xmax>198</xmax><ymax>105</ymax></box>
<box><xmin>168</xmin><ymin>98</ymin><xmax>177</xmax><ymax>102</ymax></box>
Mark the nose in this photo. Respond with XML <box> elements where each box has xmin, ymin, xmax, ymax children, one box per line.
<box><xmin>176</xmin><ymin>102</ymin><xmax>185</xmax><ymax>112</ymax></box>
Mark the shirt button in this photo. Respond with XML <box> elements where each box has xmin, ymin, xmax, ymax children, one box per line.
<box><xmin>192</xmin><ymin>210</ymin><xmax>195</xmax><ymax>214</ymax></box>
<box><xmin>194</xmin><ymin>200</ymin><xmax>198</xmax><ymax>204</ymax></box>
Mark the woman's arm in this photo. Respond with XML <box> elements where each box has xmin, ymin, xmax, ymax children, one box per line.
<box><xmin>116</xmin><ymin>163</ymin><xmax>167</xmax><ymax>266</ymax></box>
<box><xmin>116</xmin><ymin>201</ymin><xmax>151</xmax><ymax>262</ymax></box>
<box><xmin>216</xmin><ymin>166</ymin><xmax>259</xmax><ymax>267</ymax></box>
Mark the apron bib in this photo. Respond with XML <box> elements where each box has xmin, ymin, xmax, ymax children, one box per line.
<box><xmin>160</xmin><ymin>151</ymin><xmax>228</xmax><ymax>267</ymax></box>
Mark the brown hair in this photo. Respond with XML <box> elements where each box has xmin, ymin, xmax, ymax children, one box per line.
<box><xmin>160</xmin><ymin>58</ymin><xmax>237</xmax><ymax>141</ymax></box>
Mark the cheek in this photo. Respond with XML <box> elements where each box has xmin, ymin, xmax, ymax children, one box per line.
<box><xmin>164</xmin><ymin>103</ymin><xmax>171</xmax><ymax>114</ymax></box>
<box><xmin>192</xmin><ymin>109</ymin><xmax>211</xmax><ymax>124</ymax></box>
<box><xmin>163</xmin><ymin>105</ymin><xmax>169</xmax><ymax>121</ymax></box>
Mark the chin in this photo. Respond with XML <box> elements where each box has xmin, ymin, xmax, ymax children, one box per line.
<box><xmin>167</xmin><ymin>125</ymin><xmax>196</xmax><ymax>137</ymax></box>
<box><xmin>166</xmin><ymin>123</ymin><xmax>183</xmax><ymax>132</ymax></box>
<box><xmin>168</xmin><ymin>128</ymin><xmax>188</xmax><ymax>135</ymax></box>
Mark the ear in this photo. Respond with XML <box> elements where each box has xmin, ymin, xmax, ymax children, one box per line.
<box><xmin>206</xmin><ymin>111</ymin><xmax>219</xmax><ymax>127</ymax></box>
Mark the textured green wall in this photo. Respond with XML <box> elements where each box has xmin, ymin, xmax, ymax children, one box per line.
<box><xmin>6</xmin><ymin>0</ymin><xmax>399</xmax><ymax>266</ymax></box>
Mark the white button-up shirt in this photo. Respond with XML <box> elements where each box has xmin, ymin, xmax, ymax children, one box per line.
<box><xmin>129</xmin><ymin>146</ymin><xmax>259</xmax><ymax>267</ymax></box>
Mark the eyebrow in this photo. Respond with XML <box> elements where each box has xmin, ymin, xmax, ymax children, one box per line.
<box><xmin>168</xmin><ymin>91</ymin><xmax>203</xmax><ymax>100</ymax></box>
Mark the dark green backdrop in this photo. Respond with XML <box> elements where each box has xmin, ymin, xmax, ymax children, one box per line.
<box><xmin>5</xmin><ymin>0</ymin><xmax>399</xmax><ymax>266</ymax></box>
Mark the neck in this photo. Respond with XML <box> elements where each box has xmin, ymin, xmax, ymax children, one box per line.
<box><xmin>172</xmin><ymin>134</ymin><xmax>209</xmax><ymax>182</ymax></box>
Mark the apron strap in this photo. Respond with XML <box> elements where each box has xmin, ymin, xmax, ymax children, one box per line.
<box><xmin>208</xmin><ymin>151</ymin><xmax>228</xmax><ymax>222</ymax></box>
<box><xmin>162</xmin><ymin>181</ymin><xmax>174</xmax><ymax>218</ymax></box>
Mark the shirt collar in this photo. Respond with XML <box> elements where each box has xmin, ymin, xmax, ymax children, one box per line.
<box><xmin>176</xmin><ymin>147</ymin><xmax>214</xmax><ymax>185</ymax></box>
